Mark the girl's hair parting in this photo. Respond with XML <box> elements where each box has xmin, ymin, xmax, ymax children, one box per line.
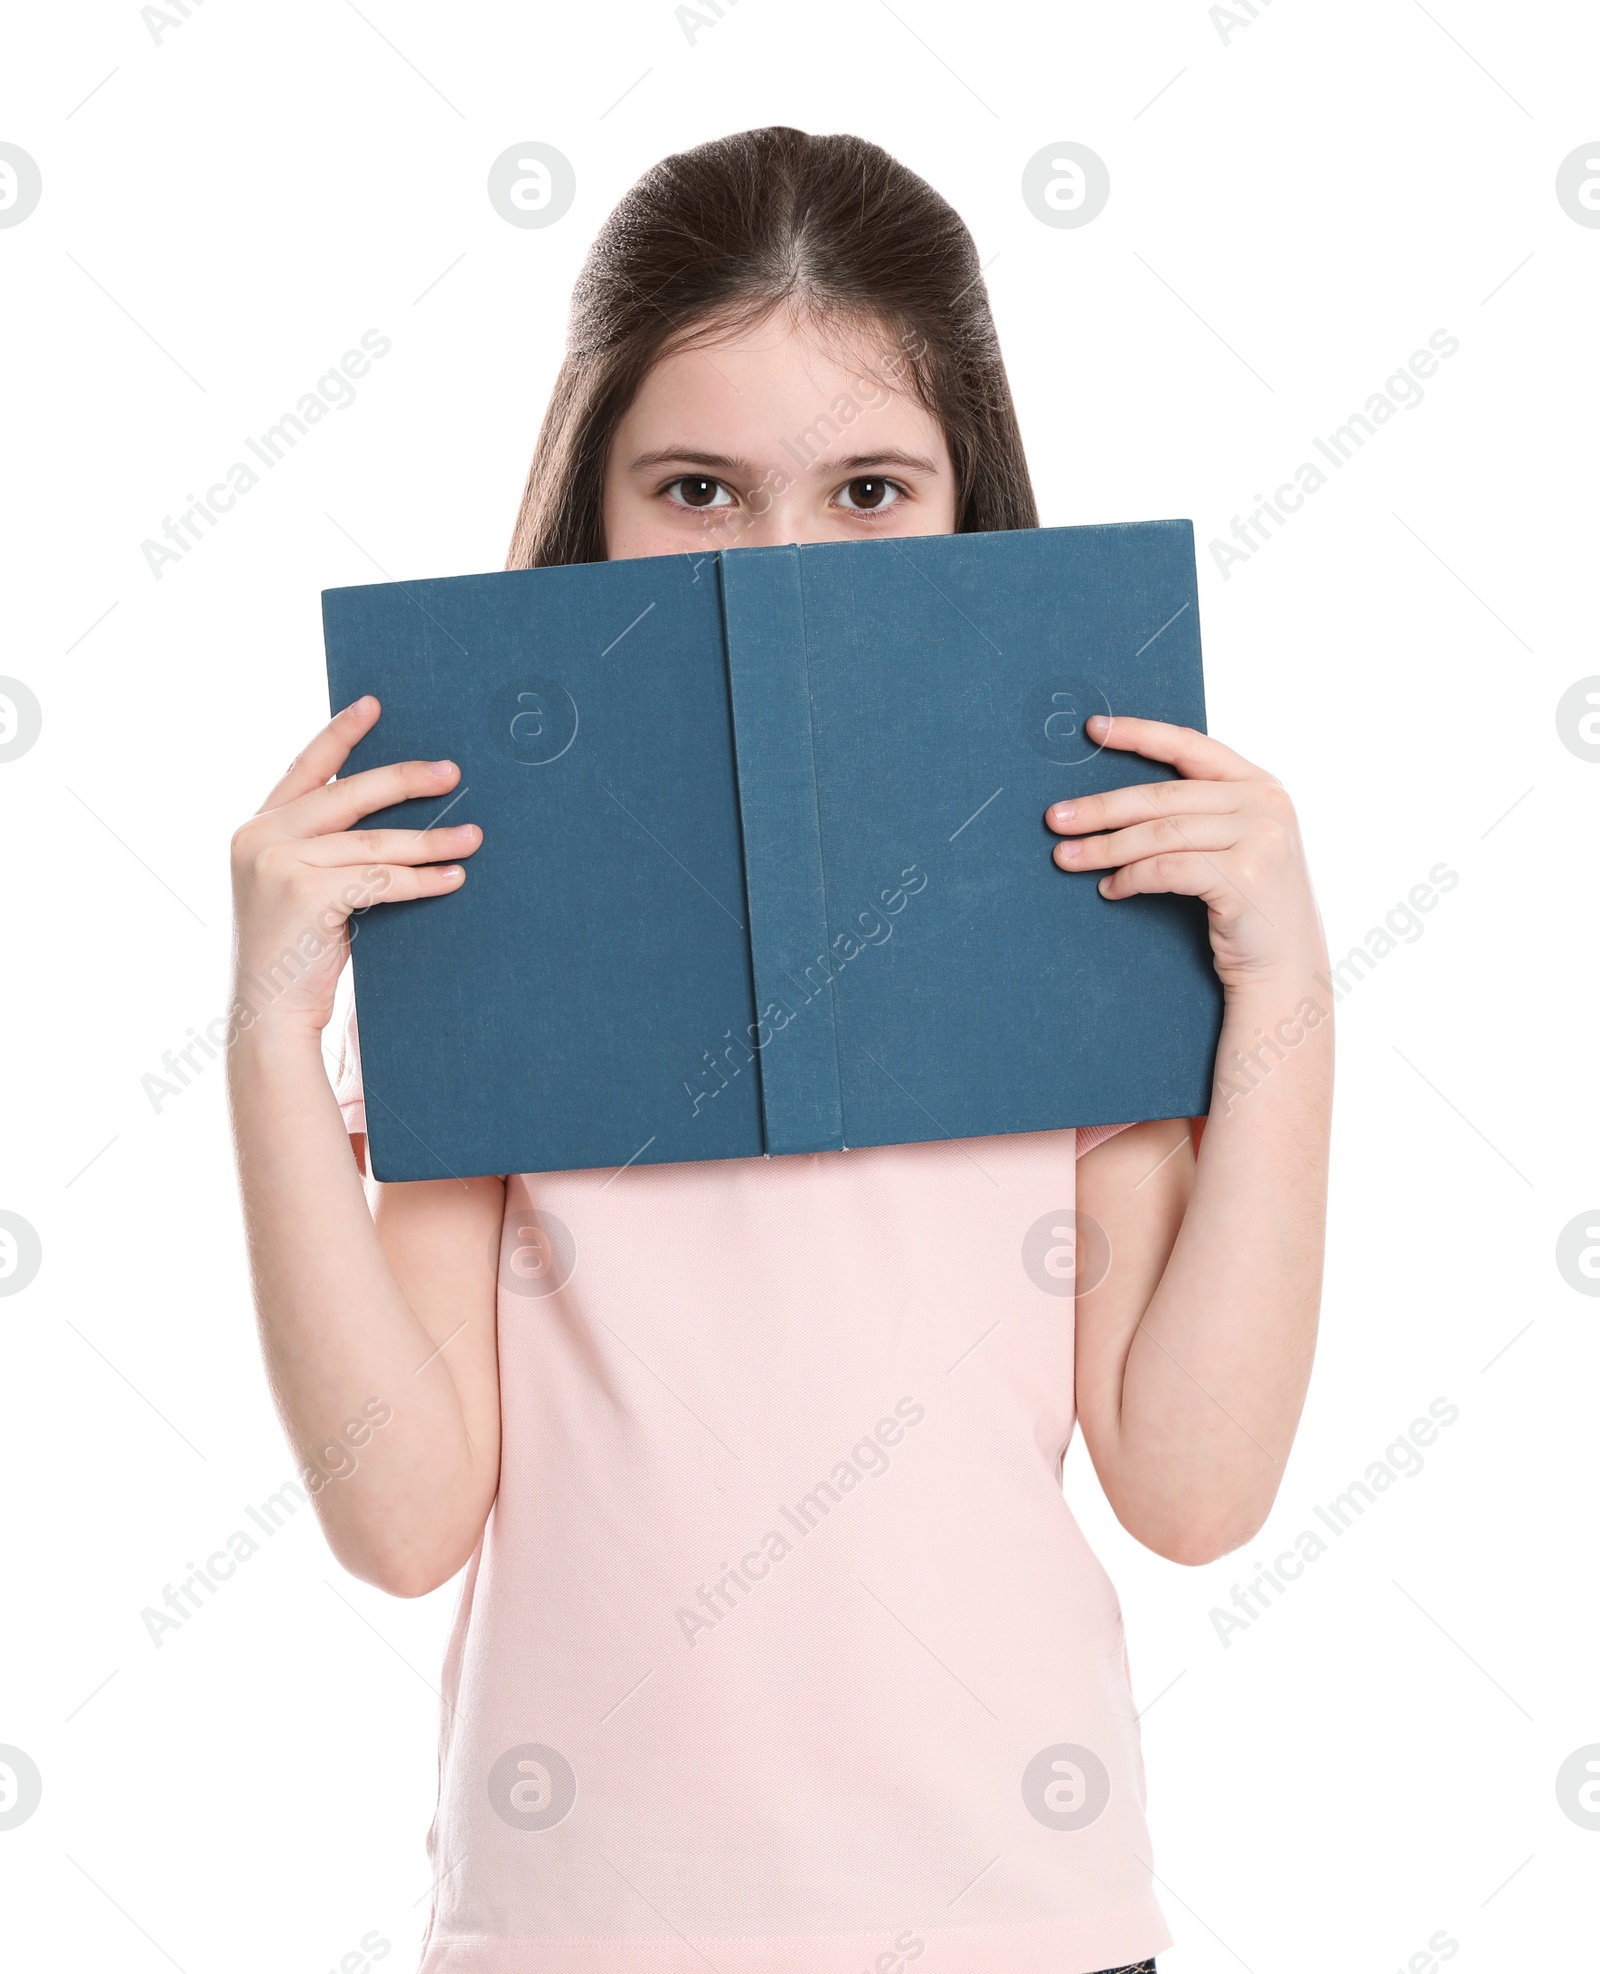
<box><xmin>507</xmin><ymin>125</ymin><xmax>1038</xmax><ymax>568</ymax></box>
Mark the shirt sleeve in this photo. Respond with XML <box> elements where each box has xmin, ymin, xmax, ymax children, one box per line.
<box><xmin>323</xmin><ymin>968</ymin><xmax>366</xmax><ymax>1138</ymax></box>
<box><xmin>1075</xmin><ymin>1117</ymin><xmax>1209</xmax><ymax>1159</ymax></box>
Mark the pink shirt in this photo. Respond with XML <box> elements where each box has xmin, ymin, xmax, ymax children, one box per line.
<box><xmin>335</xmin><ymin>1003</ymin><xmax>1170</xmax><ymax>1974</ymax></box>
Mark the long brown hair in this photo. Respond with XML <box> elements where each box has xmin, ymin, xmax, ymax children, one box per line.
<box><xmin>506</xmin><ymin>126</ymin><xmax>1037</xmax><ymax>569</ymax></box>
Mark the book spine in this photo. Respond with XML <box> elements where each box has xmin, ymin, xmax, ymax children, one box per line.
<box><xmin>718</xmin><ymin>546</ymin><xmax>845</xmax><ymax>1155</ymax></box>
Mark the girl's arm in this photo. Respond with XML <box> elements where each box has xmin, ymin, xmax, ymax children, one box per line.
<box><xmin>1053</xmin><ymin>716</ymin><xmax>1334</xmax><ymax>1565</ymax></box>
<box><xmin>228</xmin><ymin>699</ymin><xmax>501</xmax><ymax>1597</ymax></box>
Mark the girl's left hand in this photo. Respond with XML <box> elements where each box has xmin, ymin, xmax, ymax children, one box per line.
<box><xmin>1044</xmin><ymin>713</ymin><xmax>1325</xmax><ymax>995</ymax></box>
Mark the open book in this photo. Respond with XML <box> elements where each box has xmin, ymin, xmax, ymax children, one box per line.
<box><xmin>322</xmin><ymin>522</ymin><xmax>1222</xmax><ymax>1182</ymax></box>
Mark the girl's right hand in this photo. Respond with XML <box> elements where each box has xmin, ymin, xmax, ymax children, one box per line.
<box><xmin>229</xmin><ymin>694</ymin><xmax>481</xmax><ymax>1040</ymax></box>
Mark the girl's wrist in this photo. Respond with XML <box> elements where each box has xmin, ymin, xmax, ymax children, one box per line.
<box><xmin>226</xmin><ymin>1004</ymin><xmax>335</xmax><ymax>1078</ymax></box>
<box><xmin>1217</xmin><ymin>960</ymin><xmax>1336</xmax><ymax>1039</ymax></box>
<box><xmin>1219</xmin><ymin>940</ymin><xmax>1331</xmax><ymax>1005</ymax></box>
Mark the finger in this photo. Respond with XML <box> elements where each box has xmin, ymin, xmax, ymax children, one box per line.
<box><xmin>1095</xmin><ymin>850</ymin><xmax>1230</xmax><ymax>904</ymax></box>
<box><xmin>1097</xmin><ymin>850</ymin><xmax>1277</xmax><ymax>927</ymax></box>
<box><xmin>1053</xmin><ymin>813</ymin><xmax>1242</xmax><ymax>873</ymax></box>
<box><xmin>298</xmin><ymin>823</ymin><xmax>483</xmax><ymax>869</ymax></box>
<box><xmin>258</xmin><ymin>756</ymin><xmax>462</xmax><ymax>843</ymax></box>
<box><xmin>346</xmin><ymin>862</ymin><xmax>469</xmax><ymax>907</ymax></box>
<box><xmin>1045</xmin><ymin>778</ymin><xmax>1243</xmax><ymax>836</ymax></box>
<box><xmin>259</xmin><ymin>696</ymin><xmax>382</xmax><ymax>814</ymax></box>
<box><xmin>1082</xmin><ymin>714</ymin><xmax>1263</xmax><ymax>783</ymax></box>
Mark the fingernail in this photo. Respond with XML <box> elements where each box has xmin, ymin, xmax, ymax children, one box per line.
<box><xmin>1056</xmin><ymin>839</ymin><xmax>1080</xmax><ymax>859</ymax></box>
<box><xmin>429</xmin><ymin>759</ymin><xmax>455</xmax><ymax>777</ymax></box>
<box><xmin>1098</xmin><ymin>877</ymin><xmax>1112</xmax><ymax>895</ymax></box>
<box><xmin>1051</xmin><ymin>802</ymin><xmax>1075</xmax><ymax>823</ymax></box>
<box><xmin>450</xmin><ymin>823</ymin><xmax>477</xmax><ymax>840</ymax></box>
<box><xmin>438</xmin><ymin>865</ymin><xmax>463</xmax><ymax>880</ymax></box>
<box><xmin>1087</xmin><ymin>714</ymin><xmax>1110</xmax><ymax>735</ymax></box>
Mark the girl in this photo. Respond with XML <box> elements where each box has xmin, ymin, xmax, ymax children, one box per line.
<box><xmin>229</xmin><ymin>127</ymin><xmax>1332</xmax><ymax>1974</ymax></box>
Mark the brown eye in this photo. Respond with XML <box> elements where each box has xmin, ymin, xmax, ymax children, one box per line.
<box><xmin>835</xmin><ymin>476</ymin><xmax>902</xmax><ymax>513</ymax></box>
<box><xmin>671</xmin><ymin>476</ymin><xmax>726</xmax><ymax>509</ymax></box>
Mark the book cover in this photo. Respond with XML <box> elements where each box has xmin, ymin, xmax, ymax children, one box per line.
<box><xmin>323</xmin><ymin>522</ymin><xmax>1223</xmax><ymax>1182</ymax></box>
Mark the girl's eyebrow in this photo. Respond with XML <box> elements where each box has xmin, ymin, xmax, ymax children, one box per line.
<box><xmin>830</xmin><ymin>450</ymin><xmax>941</xmax><ymax>476</ymax></box>
<box><xmin>628</xmin><ymin>446</ymin><xmax>941</xmax><ymax>476</ymax></box>
<box><xmin>628</xmin><ymin>447</ymin><xmax>750</xmax><ymax>474</ymax></box>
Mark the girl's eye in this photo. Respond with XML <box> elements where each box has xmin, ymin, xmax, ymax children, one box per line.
<box><xmin>834</xmin><ymin>476</ymin><xmax>903</xmax><ymax>513</ymax></box>
<box><xmin>666</xmin><ymin>476</ymin><xmax>734</xmax><ymax>510</ymax></box>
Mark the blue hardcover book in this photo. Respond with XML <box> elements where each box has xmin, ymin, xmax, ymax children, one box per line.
<box><xmin>322</xmin><ymin>522</ymin><xmax>1223</xmax><ymax>1182</ymax></box>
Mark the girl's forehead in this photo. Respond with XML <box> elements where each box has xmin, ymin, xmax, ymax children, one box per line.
<box><xmin>618</xmin><ymin>313</ymin><xmax>935</xmax><ymax>446</ymax></box>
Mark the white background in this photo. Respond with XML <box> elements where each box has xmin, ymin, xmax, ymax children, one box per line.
<box><xmin>2</xmin><ymin>2</ymin><xmax>1598</xmax><ymax>1969</ymax></box>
